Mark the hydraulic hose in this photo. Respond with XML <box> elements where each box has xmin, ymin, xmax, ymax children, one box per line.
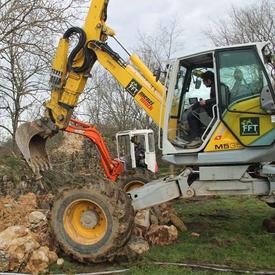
<box><xmin>63</xmin><ymin>27</ymin><xmax>96</xmax><ymax>73</ymax></box>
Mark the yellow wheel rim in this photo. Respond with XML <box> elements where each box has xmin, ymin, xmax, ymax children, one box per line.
<box><xmin>63</xmin><ymin>199</ymin><xmax>107</xmax><ymax>245</ymax></box>
<box><xmin>124</xmin><ymin>181</ymin><xmax>145</xmax><ymax>192</ymax></box>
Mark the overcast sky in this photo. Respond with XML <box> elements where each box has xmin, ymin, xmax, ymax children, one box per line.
<box><xmin>106</xmin><ymin>0</ymin><xmax>254</xmax><ymax>57</ymax></box>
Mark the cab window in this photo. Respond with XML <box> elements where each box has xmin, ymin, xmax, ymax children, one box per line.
<box><xmin>148</xmin><ymin>133</ymin><xmax>155</xmax><ymax>152</ymax></box>
<box><xmin>218</xmin><ymin>48</ymin><xmax>269</xmax><ymax>110</ymax></box>
<box><xmin>167</xmin><ymin>52</ymin><xmax>214</xmax><ymax>146</ymax></box>
<box><xmin>117</xmin><ymin>135</ymin><xmax>130</xmax><ymax>160</ymax></box>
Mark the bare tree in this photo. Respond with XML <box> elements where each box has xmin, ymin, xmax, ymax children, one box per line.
<box><xmin>0</xmin><ymin>0</ymin><xmax>78</xmax><ymax>146</ymax></box>
<box><xmin>0</xmin><ymin>34</ymin><xmax>47</xmax><ymax>145</ymax></box>
<box><xmin>207</xmin><ymin>0</ymin><xmax>275</xmax><ymax>50</ymax></box>
<box><xmin>137</xmin><ymin>18</ymin><xmax>184</xmax><ymax>69</ymax></box>
<box><xmin>84</xmin><ymin>71</ymin><xmax>150</xmax><ymax>136</ymax></box>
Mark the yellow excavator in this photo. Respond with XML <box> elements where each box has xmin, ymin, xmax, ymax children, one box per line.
<box><xmin>15</xmin><ymin>0</ymin><xmax>275</xmax><ymax>263</ymax></box>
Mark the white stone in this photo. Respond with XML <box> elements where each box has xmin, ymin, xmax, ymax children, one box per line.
<box><xmin>28</xmin><ymin>211</ymin><xmax>47</xmax><ymax>224</ymax></box>
<box><xmin>57</xmin><ymin>258</ymin><xmax>64</xmax><ymax>266</ymax></box>
<box><xmin>135</xmin><ymin>209</ymin><xmax>150</xmax><ymax>230</ymax></box>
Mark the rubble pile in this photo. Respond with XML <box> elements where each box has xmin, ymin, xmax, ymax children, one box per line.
<box><xmin>125</xmin><ymin>203</ymin><xmax>187</xmax><ymax>256</ymax></box>
<box><xmin>146</xmin><ymin>224</ymin><xmax>178</xmax><ymax>246</ymax></box>
<box><xmin>0</xmin><ymin>193</ymin><xmax>38</xmax><ymax>232</ymax></box>
<box><xmin>0</xmin><ymin>193</ymin><xmax>57</xmax><ymax>274</ymax></box>
<box><xmin>0</xmin><ymin>226</ymin><xmax>57</xmax><ymax>274</ymax></box>
<box><xmin>50</xmin><ymin>132</ymin><xmax>106</xmax><ymax>181</ymax></box>
<box><xmin>53</xmin><ymin>132</ymin><xmax>85</xmax><ymax>155</ymax></box>
<box><xmin>0</xmin><ymin>192</ymin><xmax>187</xmax><ymax>272</ymax></box>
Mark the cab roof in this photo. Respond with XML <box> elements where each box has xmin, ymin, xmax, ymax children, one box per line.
<box><xmin>116</xmin><ymin>129</ymin><xmax>154</xmax><ymax>137</ymax></box>
<box><xmin>177</xmin><ymin>42</ymin><xmax>268</xmax><ymax>68</ymax></box>
<box><xmin>178</xmin><ymin>42</ymin><xmax>268</xmax><ymax>60</ymax></box>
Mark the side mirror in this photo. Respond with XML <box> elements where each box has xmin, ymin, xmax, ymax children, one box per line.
<box><xmin>195</xmin><ymin>78</ymin><xmax>202</xmax><ymax>89</ymax></box>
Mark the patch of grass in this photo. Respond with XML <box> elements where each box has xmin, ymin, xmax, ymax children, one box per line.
<box><xmin>145</xmin><ymin>196</ymin><xmax>275</xmax><ymax>270</ymax></box>
<box><xmin>50</xmin><ymin>196</ymin><xmax>275</xmax><ymax>274</ymax></box>
<box><xmin>129</xmin><ymin>264</ymin><xmax>231</xmax><ymax>275</ymax></box>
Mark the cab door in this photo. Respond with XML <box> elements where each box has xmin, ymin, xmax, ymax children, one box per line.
<box><xmin>216</xmin><ymin>46</ymin><xmax>275</xmax><ymax>147</ymax></box>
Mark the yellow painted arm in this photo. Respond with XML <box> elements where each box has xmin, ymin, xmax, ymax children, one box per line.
<box><xmin>15</xmin><ymin>0</ymin><xmax>167</xmax><ymax>173</ymax></box>
<box><xmin>91</xmin><ymin>42</ymin><xmax>166</xmax><ymax>127</ymax></box>
<box><xmin>45</xmin><ymin>0</ymin><xmax>166</xmax><ymax>130</ymax></box>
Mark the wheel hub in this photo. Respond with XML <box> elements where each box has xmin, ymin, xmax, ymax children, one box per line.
<box><xmin>63</xmin><ymin>199</ymin><xmax>108</xmax><ymax>245</ymax></box>
<box><xmin>80</xmin><ymin>210</ymin><xmax>99</xmax><ymax>229</ymax></box>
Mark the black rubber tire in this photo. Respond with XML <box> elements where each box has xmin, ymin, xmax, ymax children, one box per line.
<box><xmin>266</xmin><ymin>202</ymin><xmax>275</xmax><ymax>208</ymax></box>
<box><xmin>50</xmin><ymin>178</ymin><xmax>134</xmax><ymax>263</ymax></box>
<box><xmin>117</xmin><ymin>168</ymin><xmax>157</xmax><ymax>192</ymax></box>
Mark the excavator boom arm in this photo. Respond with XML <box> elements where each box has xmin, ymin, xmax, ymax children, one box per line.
<box><xmin>15</xmin><ymin>0</ymin><xmax>166</xmax><ymax>173</ymax></box>
<box><xmin>46</xmin><ymin>0</ymin><xmax>165</xmax><ymax>130</ymax></box>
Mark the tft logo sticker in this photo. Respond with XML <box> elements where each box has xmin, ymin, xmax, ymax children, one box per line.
<box><xmin>240</xmin><ymin>117</ymin><xmax>260</xmax><ymax>136</ymax></box>
<box><xmin>126</xmin><ymin>79</ymin><xmax>141</xmax><ymax>97</ymax></box>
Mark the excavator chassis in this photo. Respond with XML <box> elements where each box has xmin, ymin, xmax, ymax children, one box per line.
<box><xmin>129</xmin><ymin>164</ymin><xmax>275</xmax><ymax>210</ymax></box>
<box><xmin>49</xmin><ymin>163</ymin><xmax>275</xmax><ymax>263</ymax></box>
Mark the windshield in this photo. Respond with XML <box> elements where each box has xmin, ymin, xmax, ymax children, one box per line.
<box><xmin>218</xmin><ymin>48</ymin><xmax>269</xmax><ymax>110</ymax></box>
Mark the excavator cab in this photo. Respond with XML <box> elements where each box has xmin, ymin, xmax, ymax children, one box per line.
<box><xmin>162</xmin><ymin>42</ymin><xmax>275</xmax><ymax>166</ymax></box>
<box><xmin>116</xmin><ymin>129</ymin><xmax>157</xmax><ymax>173</ymax></box>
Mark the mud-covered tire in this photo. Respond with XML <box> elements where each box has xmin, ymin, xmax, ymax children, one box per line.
<box><xmin>117</xmin><ymin>168</ymin><xmax>157</xmax><ymax>192</ymax></box>
<box><xmin>51</xmin><ymin>179</ymin><xmax>134</xmax><ymax>263</ymax></box>
<box><xmin>266</xmin><ymin>202</ymin><xmax>275</xmax><ymax>208</ymax></box>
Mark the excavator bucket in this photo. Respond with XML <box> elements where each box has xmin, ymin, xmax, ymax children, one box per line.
<box><xmin>15</xmin><ymin>121</ymin><xmax>51</xmax><ymax>174</ymax></box>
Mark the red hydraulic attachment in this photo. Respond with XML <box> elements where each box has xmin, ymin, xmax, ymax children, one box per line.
<box><xmin>65</xmin><ymin>118</ymin><xmax>124</xmax><ymax>182</ymax></box>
